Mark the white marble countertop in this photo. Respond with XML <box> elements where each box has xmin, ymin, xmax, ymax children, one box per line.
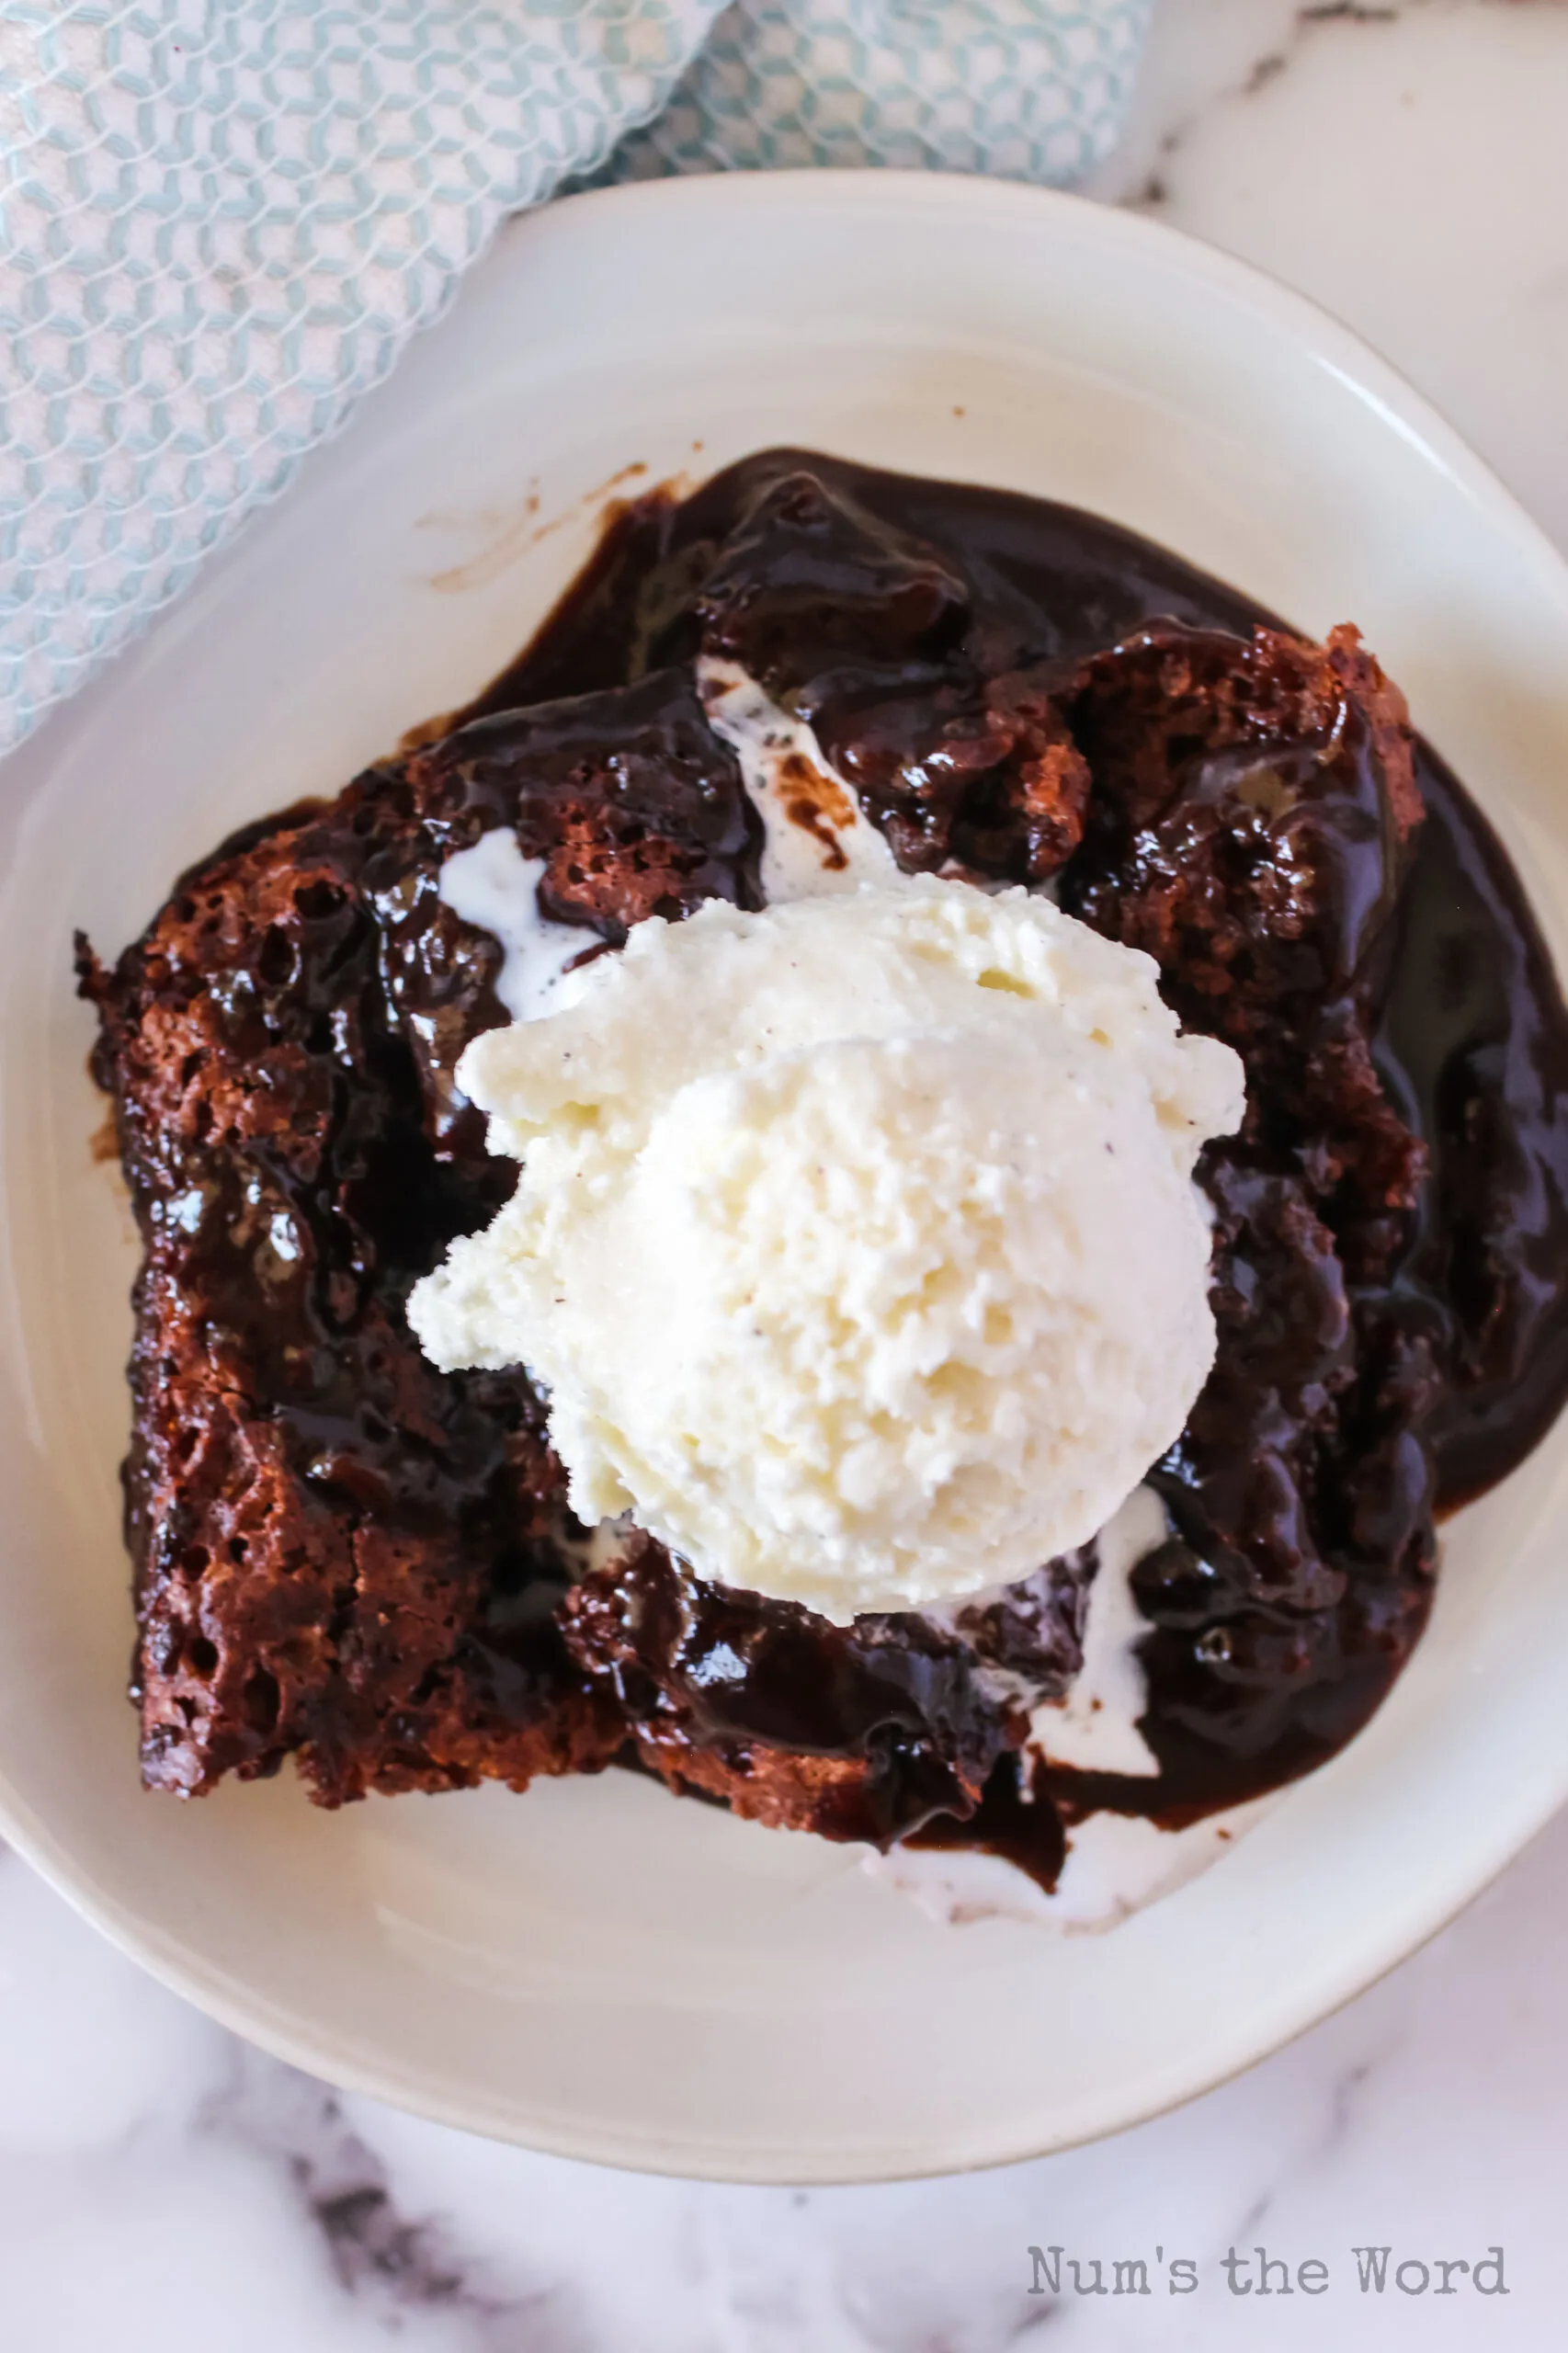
<box><xmin>6</xmin><ymin>3</ymin><xmax>1568</xmax><ymax>2343</ymax></box>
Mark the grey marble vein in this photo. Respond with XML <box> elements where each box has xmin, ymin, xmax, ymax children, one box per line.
<box><xmin>199</xmin><ymin>2049</ymin><xmax>594</xmax><ymax>2351</ymax></box>
<box><xmin>1117</xmin><ymin>0</ymin><xmax>1409</xmax><ymax>212</ymax></box>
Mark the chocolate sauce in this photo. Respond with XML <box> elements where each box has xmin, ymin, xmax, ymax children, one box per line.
<box><xmin>468</xmin><ymin>452</ymin><xmax>1568</xmax><ymax>1863</ymax></box>
<box><xmin>84</xmin><ymin>450</ymin><xmax>1568</xmax><ymax>1885</ymax></box>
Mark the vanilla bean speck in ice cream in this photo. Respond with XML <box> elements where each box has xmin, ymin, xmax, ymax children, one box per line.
<box><xmin>408</xmin><ymin>874</ymin><xmax>1244</xmax><ymax>1621</ymax></box>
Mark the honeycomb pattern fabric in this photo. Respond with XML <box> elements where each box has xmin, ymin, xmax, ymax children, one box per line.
<box><xmin>0</xmin><ymin>0</ymin><xmax>1151</xmax><ymax>756</ymax></box>
<box><xmin>608</xmin><ymin>0</ymin><xmax>1152</xmax><ymax>182</ymax></box>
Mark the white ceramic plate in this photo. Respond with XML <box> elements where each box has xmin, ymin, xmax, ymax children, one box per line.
<box><xmin>4</xmin><ymin>173</ymin><xmax>1568</xmax><ymax>2183</ymax></box>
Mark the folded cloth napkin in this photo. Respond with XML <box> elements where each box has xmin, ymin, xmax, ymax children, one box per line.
<box><xmin>0</xmin><ymin>0</ymin><xmax>1152</xmax><ymax>756</ymax></box>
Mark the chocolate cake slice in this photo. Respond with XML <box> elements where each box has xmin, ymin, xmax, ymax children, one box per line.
<box><xmin>81</xmin><ymin>451</ymin><xmax>1568</xmax><ymax>1887</ymax></box>
<box><xmin>80</xmin><ymin>649</ymin><xmax>1087</xmax><ymax>1832</ymax></box>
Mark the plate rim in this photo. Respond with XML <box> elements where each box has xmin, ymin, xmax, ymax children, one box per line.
<box><xmin>6</xmin><ymin>165</ymin><xmax>1568</xmax><ymax>2183</ymax></box>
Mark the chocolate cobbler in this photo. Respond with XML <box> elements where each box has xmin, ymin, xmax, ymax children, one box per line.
<box><xmin>77</xmin><ymin>451</ymin><xmax>1568</xmax><ymax>1891</ymax></box>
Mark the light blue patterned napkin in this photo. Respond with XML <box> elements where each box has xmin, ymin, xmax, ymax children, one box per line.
<box><xmin>0</xmin><ymin>0</ymin><xmax>1151</xmax><ymax>756</ymax></box>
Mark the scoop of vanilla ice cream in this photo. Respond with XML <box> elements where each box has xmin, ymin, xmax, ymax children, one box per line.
<box><xmin>408</xmin><ymin>879</ymin><xmax>1244</xmax><ymax>1620</ymax></box>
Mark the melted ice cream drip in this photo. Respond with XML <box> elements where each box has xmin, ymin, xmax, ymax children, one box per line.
<box><xmin>437</xmin><ymin>830</ymin><xmax>594</xmax><ymax>1022</ymax></box>
<box><xmin>866</xmin><ymin>1486</ymin><xmax>1279</xmax><ymax>1929</ymax></box>
<box><xmin>1026</xmin><ymin>1482</ymin><xmax>1164</xmax><ymax>1779</ymax></box>
<box><xmin>697</xmin><ymin>655</ymin><xmax>903</xmax><ymax>900</ymax></box>
<box><xmin>437</xmin><ymin>661</ymin><xmax>903</xmax><ymax>1024</ymax></box>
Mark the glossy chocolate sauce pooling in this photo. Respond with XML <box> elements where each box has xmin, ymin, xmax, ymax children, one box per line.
<box><xmin>471</xmin><ymin>452</ymin><xmax>1568</xmax><ymax>1856</ymax></box>
<box><xmin>84</xmin><ymin>450</ymin><xmax>1568</xmax><ymax>1888</ymax></box>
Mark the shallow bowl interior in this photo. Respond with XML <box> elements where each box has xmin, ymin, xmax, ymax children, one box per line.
<box><xmin>3</xmin><ymin>173</ymin><xmax>1567</xmax><ymax>2181</ymax></box>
